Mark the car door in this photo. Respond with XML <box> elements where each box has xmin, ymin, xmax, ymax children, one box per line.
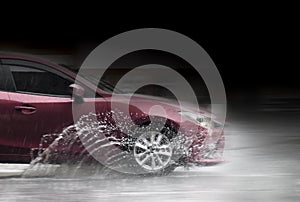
<box><xmin>2</xmin><ymin>58</ymin><xmax>108</xmax><ymax>151</ymax></box>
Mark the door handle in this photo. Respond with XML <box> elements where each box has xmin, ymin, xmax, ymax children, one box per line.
<box><xmin>15</xmin><ymin>106</ymin><xmax>37</xmax><ymax>115</ymax></box>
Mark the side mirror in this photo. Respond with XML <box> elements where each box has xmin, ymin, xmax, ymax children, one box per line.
<box><xmin>69</xmin><ymin>84</ymin><xmax>85</xmax><ymax>104</ymax></box>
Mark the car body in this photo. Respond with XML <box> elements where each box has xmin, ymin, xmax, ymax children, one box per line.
<box><xmin>0</xmin><ymin>53</ymin><xmax>224</xmax><ymax>173</ymax></box>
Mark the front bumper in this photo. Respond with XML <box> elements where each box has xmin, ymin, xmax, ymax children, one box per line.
<box><xmin>187</xmin><ymin>128</ymin><xmax>225</xmax><ymax>165</ymax></box>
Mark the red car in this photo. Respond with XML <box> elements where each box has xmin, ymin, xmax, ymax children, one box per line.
<box><xmin>0</xmin><ymin>53</ymin><xmax>224</xmax><ymax>175</ymax></box>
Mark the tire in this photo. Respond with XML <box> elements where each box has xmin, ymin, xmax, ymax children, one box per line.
<box><xmin>102</xmin><ymin>117</ymin><xmax>182</xmax><ymax>176</ymax></box>
<box><xmin>130</xmin><ymin>118</ymin><xmax>180</xmax><ymax>175</ymax></box>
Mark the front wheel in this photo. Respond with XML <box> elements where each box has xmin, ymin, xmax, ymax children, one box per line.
<box><xmin>133</xmin><ymin>131</ymin><xmax>173</xmax><ymax>173</ymax></box>
<box><xmin>104</xmin><ymin>118</ymin><xmax>184</xmax><ymax>176</ymax></box>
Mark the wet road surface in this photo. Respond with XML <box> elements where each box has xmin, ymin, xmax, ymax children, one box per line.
<box><xmin>1</xmin><ymin>110</ymin><xmax>300</xmax><ymax>201</ymax></box>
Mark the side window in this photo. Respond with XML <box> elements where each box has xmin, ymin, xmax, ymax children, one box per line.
<box><xmin>0</xmin><ymin>65</ymin><xmax>4</xmax><ymax>91</ymax></box>
<box><xmin>9</xmin><ymin>65</ymin><xmax>73</xmax><ymax>97</ymax></box>
<box><xmin>0</xmin><ymin>63</ymin><xmax>14</xmax><ymax>92</ymax></box>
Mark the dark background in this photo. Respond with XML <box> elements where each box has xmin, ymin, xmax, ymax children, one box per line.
<box><xmin>1</xmin><ymin>5</ymin><xmax>300</xmax><ymax>201</ymax></box>
<box><xmin>1</xmin><ymin>5</ymin><xmax>298</xmax><ymax>111</ymax></box>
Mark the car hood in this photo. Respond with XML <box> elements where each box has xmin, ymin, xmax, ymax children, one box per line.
<box><xmin>107</xmin><ymin>93</ymin><xmax>213</xmax><ymax>118</ymax></box>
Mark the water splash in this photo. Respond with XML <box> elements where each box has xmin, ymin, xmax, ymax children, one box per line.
<box><xmin>23</xmin><ymin>110</ymin><xmax>198</xmax><ymax>178</ymax></box>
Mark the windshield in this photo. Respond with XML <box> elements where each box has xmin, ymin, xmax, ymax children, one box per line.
<box><xmin>81</xmin><ymin>75</ymin><xmax>124</xmax><ymax>94</ymax></box>
<box><xmin>59</xmin><ymin>65</ymin><xmax>124</xmax><ymax>94</ymax></box>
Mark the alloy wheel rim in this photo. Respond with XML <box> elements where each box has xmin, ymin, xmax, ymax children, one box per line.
<box><xmin>133</xmin><ymin>131</ymin><xmax>172</xmax><ymax>171</ymax></box>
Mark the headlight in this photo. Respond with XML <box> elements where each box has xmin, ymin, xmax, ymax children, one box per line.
<box><xmin>178</xmin><ymin>111</ymin><xmax>222</xmax><ymax>129</ymax></box>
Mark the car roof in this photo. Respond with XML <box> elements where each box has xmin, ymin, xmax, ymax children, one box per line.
<box><xmin>0</xmin><ymin>52</ymin><xmax>77</xmax><ymax>78</ymax></box>
<box><xmin>0</xmin><ymin>52</ymin><xmax>113</xmax><ymax>97</ymax></box>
